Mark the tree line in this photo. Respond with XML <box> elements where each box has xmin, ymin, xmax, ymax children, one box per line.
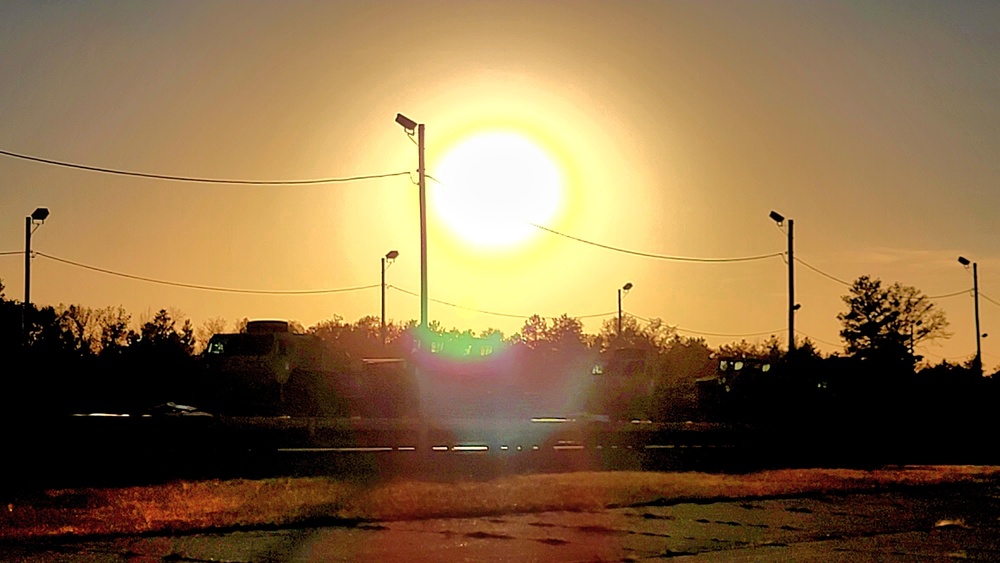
<box><xmin>0</xmin><ymin>274</ymin><xmax>994</xmax><ymax>420</ymax></box>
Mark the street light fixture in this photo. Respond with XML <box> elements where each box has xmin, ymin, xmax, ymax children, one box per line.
<box><xmin>769</xmin><ymin>210</ymin><xmax>795</xmax><ymax>351</ymax></box>
<box><xmin>395</xmin><ymin>113</ymin><xmax>427</xmax><ymax>329</ymax></box>
<box><xmin>958</xmin><ymin>256</ymin><xmax>983</xmax><ymax>375</ymax></box>
<box><xmin>24</xmin><ymin>207</ymin><xmax>50</xmax><ymax>339</ymax></box>
<box><xmin>382</xmin><ymin>250</ymin><xmax>399</xmax><ymax>347</ymax></box>
<box><xmin>618</xmin><ymin>282</ymin><xmax>633</xmax><ymax>337</ymax></box>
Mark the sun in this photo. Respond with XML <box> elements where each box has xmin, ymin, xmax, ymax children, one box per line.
<box><xmin>431</xmin><ymin>131</ymin><xmax>563</xmax><ymax>250</ymax></box>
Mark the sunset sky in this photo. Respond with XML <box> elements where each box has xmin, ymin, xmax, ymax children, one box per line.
<box><xmin>1</xmin><ymin>1</ymin><xmax>998</xmax><ymax>368</ymax></box>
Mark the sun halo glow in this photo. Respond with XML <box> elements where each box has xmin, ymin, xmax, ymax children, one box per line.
<box><xmin>431</xmin><ymin>131</ymin><xmax>563</xmax><ymax>251</ymax></box>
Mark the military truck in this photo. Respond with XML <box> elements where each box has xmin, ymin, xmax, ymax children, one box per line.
<box><xmin>586</xmin><ymin>348</ymin><xmax>658</xmax><ymax>421</ymax></box>
<box><xmin>201</xmin><ymin>320</ymin><xmax>417</xmax><ymax>417</ymax></box>
<box><xmin>695</xmin><ymin>356</ymin><xmax>774</xmax><ymax>421</ymax></box>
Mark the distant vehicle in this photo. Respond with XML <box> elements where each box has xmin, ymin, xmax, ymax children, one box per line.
<box><xmin>587</xmin><ymin>348</ymin><xmax>658</xmax><ymax>421</ymax></box>
<box><xmin>695</xmin><ymin>356</ymin><xmax>774</xmax><ymax>421</ymax></box>
<box><xmin>202</xmin><ymin>320</ymin><xmax>417</xmax><ymax>417</ymax></box>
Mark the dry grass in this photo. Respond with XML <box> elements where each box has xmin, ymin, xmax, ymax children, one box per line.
<box><xmin>2</xmin><ymin>465</ymin><xmax>998</xmax><ymax>541</ymax></box>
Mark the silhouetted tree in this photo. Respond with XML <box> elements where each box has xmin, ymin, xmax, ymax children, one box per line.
<box><xmin>595</xmin><ymin>315</ymin><xmax>675</xmax><ymax>354</ymax></box>
<box><xmin>195</xmin><ymin>316</ymin><xmax>228</xmax><ymax>353</ymax></box>
<box><xmin>114</xmin><ymin>309</ymin><xmax>196</xmax><ymax>409</ymax></box>
<box><xmin>519</xmin><ymin>314</ymin><xmax>548</xmax><ymax>350</ymax></box>
<box><xmin>94</xmin><ymin>305</ymin><xmax>131</xmax><ymax>356</ymax></box>
<box><xmin>309</xmin><ymin>315</ymin><xmax>387</xmax><ymax>359</ymax></box>
<box><xmin>132</xmin><ymin>309</ymin><xmax>194</xmax><ymax>354</ymax></box>
<box><xmin>718</xmin><ymin>335</ymin><xmax>782</xmax><ymax>362</ymax></box>
<box><xmin>838</xmin><ymin>275</ymin><xmax>949</xmax><ymax>370</ymax></box>
<box><xmin>0</xmin><ymin>279</ymin><xmax>20</xmax><ymax>357</ymax></box>
<box><xmin>53</xmin><ymin>304</ymin><xmax>97</xmax><ymax>356</ymax></box>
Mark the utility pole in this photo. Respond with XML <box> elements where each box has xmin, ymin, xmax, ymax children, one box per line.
<box><xmin>617</xmin><ymin>282</ymin><xmax>632</xmax><ymax>338</ymax></box>
<box><xmin>394</xmin><ymin>113</ymin><xmax>428</xmax><ymax>330</ymax></box>
<box><xmin>24</xmin><ymin>215</ymin><xmax>32</xmax><ymax>309</ymax></box>
<box><xmin>23</xmin><ymin>207</ymin><xmax>50</xmax><ymax>342</ymax></box>
<box><xmin>23</xmin><ymin>215</ymin><xmax>31</xmax><ymax>340</ymax></box>
<box><xmin>418</xmin><ymin>122</ymin><xmax>427</xmax><ymax>330</ymax></box>
<box><xmin>618</xmin><ymin>288</ymin><xmax>623</xmax><ymax>337</ymax></box>
<box><xmin>973</xmin><ymin>261</ymin><xmax>982</xmax><ymax>375</ymax></box>
<box><xmin>958</xmin><ymin>256</ymin><xmax>983</xmax><ymax>375</ymax></box>
<box><xmin>787</xmin><ymin>218</ymin><xmax>795</xmax><ymax>351</ymax></box>
<box><xmin>381</xmin><ymin>255</ymin><xmax>388</xmax><ymax>347</ymax></box>
<box><xmin>381</xmin><ymin>250</ymin><xmax>399</xmax><ymax>348</ymax></box>
<box><xmin>769</xmin><ymin>210</ymin><xmax>796</xmax><ymax>352</ymax></box>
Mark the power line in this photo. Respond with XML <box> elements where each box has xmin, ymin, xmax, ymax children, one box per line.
<box><xmin>676</xmin><ymin>326</ymin><xmax>785</xmax><ymax>338</ymax></box>
<box><xmin>793</xmin><ymin>257</ymin><xmax>852</xmax><ymax>286</ymax></box>
<box><xmin>424</xmin><ymin>174</ymin><xmax>782</xmax><ymax>264</ymax></box>
<box><xmin>794</xmin><ymin>330</ymin><xmax>842</xmax><ymax>349</ymax></box>
<box><xmin>389</xmin><ymin>285</ymin><xmax>525</xmax><ymax>319</ymax></box>
<box><xmin>928</xmin><ymin>288</ymin><xmax>973</xmax><ymax>299</ymax></box>
<box><xmin>981</xmin><ymin>292</ymin><xmax>1000</xmax><ymax>308</ymax></box>
<box><xmin>0</xmin><ymin>148</ymin><xmax>410</xmax><ymax>185</ymax></box>
<box><xmin>793</xmin><ymin>256</ymin><xmax>973</xmax><ymax>299</ymax></box>
<box><xmin>627</xmin><ymin>312</ymin><xmax>783</xmax><ymax>338</ymax></box>
<box><xmin>0</xmin><ymin>251</ymin><xmax>23</xmax><ymax>257</ymax></box>
<box><xmin>917</xmin><ymin>349</ymin><xmax>971</xmax><ymax>362</ymax></box>
<box><xmin>35</xmin><ymin>252</ymin><xmax>380</xmax><ymax>295</ymax></box>
<box><xmin>529</xmin><ymin>223</ymin><xmax>784</xmax><ymax>263</ymax></box>
<box><xmin>388</xmin><ymin>285</ymin><xmax>615</xmax><ymax>320</ymax></box>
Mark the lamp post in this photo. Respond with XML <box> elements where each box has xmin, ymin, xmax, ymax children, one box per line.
<box><xmin>382</xmin><ymin>250</ymin><xmax>399</xmax><ymax>347</ymax></box>
<box><xmin>769</xmin><ymin>210</ymin><xmax>796</xmax><ymax>351</ymax></box>
<box><xmin>23</xmin><ymin>207</ymin><xmax>50</xmax><ymax>339</ymax></box>
<box><xmin>395</xmin><ymin>113</ymin><xmax>427</xmax><ymax>330</ymax></box>
<box><xmin>618</xmin><ymin>282</ymin><xmax>633</xmax><ymax>337</ymax></box>
<box><xmin>958</xmin><ymin>256</ymin><xmax>982</xmax><ymax>375</ymax></box>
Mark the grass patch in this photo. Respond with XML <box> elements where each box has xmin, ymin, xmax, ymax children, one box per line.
<box><xmin>2</xmin><ymin>465</ymin><xmax>998</xmax><ymax>541</ymax></box>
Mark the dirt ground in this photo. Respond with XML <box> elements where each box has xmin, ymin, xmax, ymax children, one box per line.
<box><xmin>2</xmin><ymin>467</ymin><xmax>999</xmax><ymax>561</ymax></box>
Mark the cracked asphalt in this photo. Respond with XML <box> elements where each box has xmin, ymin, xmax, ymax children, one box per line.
<box><xmin>3</xmin><ymin>480</ymin><xmax>999</xmax><ymax>562</ymax></box>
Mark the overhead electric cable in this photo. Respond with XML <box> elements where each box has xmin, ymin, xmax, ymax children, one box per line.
<box><xmin>529</xmin><ymin>223</ymin><xmax>783</xmax><ymax>263</ymax></box>
<box><xmin>35</xmin><ymin>252</ymin><xmax>379</xmax><ymax>294</ymax></box>
<box><xmin>981</xmin><ymin>292</ymin><xmax>1000</xmax><ymax>308</ymax></box>
<box><xmin>675</xmin><ymin>326</ymin><xmax>785</xmax><ymax>338</ymax></box>
<box><xmin>794</xmin><ymin>330</ymin><xmax>842</xmax><ymax>349</ymax></box>
<box><xmin>928</xmin><ymin>288</ymin><xmax>973</xmax><ymax>299</ymax></box>
<box><xmin>0</xmin><ymin>148</ymin><xmax>410</xmax><ymax>185</ymax></box>
<box><xmin>627</xmin><ymin>313</ymin><xmax>782</xmax><ymax>338</ymax></box>
<box><xmin>424</xmin><ymin>174</ymin><xmax>782</xmax><ymax>263</ymax></box>
<box><xmin>388</xmin><ymin>285</ymin><xmax>614</xmax><ymax>320</ymax></box>
<box><xmin>0</xmin><ymin>250</ymin><xmax>22</xmax><ymax>257</ymax></box>
<box><xmin>916</xmin><ymin>349</ymin><xmax>970</xmax><ymax>362</ymax></box>
<box><xmin>793</xmin><ymin>257</ymin><xmax>852</xmax><ymax>286</ymax></box>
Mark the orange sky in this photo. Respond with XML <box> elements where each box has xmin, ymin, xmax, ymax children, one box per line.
<box><xmin>1</xmin><ymin>1</ymin><xmax>998</xmax><ymax>368</ymax></box>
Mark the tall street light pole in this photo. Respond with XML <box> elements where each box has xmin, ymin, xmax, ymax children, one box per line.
<box><xmin>618</xmin><ymin>282</ymin><xmax>633</xmax><ymax>337</ymax></box>
<box><xmin>382</xmin><ymin>250</ymin><xmax>399</xmax><ymax>347</ymax></box>
<box><xmin>958</xmin><ymin>256</ymin><xmax>982</xmax><ymax>375</ymax></box>
<box><xmin>769</xmin><ymin>210</ymin><xmax>796</xmax><ymax>351</ymax></box>
<box><xmin>395</xmin><ymin>113</ymin><xmax>428</xmax><ymax>330</ymax></box>
<box><xmin>23</xmin><ymin>207</ymin><xmax>50</xmax><ymax>339</ymax></box>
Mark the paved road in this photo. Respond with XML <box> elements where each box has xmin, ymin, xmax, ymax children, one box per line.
<box><xmin>4</xmin><ymin>479</ymin><xmax>999</xmax><ymax>561</ymax></box>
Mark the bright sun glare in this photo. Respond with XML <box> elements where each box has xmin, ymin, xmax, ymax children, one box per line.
<box><xmin>432</xmin><ymin>131</ymin><xmax>563</xmax><ymax>250</ymax></box>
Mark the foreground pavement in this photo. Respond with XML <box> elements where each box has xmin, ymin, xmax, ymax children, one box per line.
<box><xmin>3</xmin><ymin>479</ymin><xmax>999</xmax><ymax>562</ymax></box>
